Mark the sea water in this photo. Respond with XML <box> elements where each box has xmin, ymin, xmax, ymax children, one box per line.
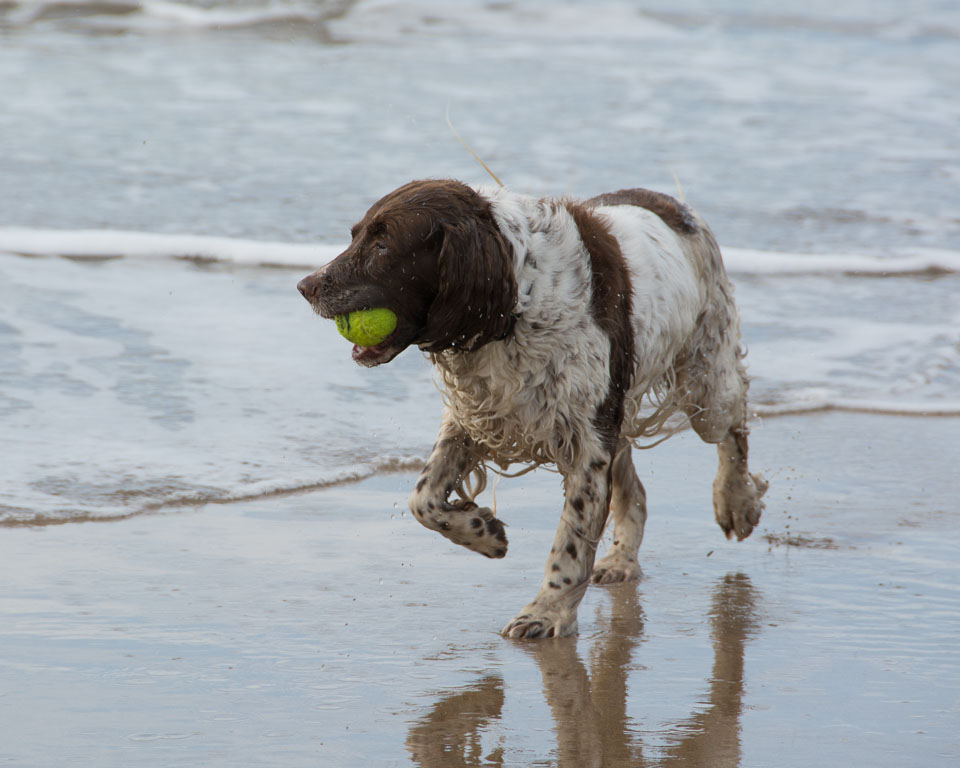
<box><xmin>1</xmin><ymin>0</ymin><xmax>958</xmax><ymax>526</ymax></box>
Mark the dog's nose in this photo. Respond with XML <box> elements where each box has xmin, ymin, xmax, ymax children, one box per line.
<box><xmin>297</xmin><ymin>273</ymin><xmax>321</xmax><ymax>301</ymax></box>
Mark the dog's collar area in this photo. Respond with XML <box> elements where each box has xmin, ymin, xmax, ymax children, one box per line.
<box><xmin>417</xmin><ymin>312</ymin><xmax>519</xmax><ymax>354</ymax></box>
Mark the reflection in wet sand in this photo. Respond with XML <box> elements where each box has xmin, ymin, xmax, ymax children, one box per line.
<box><xmin>407</xmin><ymin>573</ymin><xmax>759</xmax><ymax>767</ymax></box>
<box><xmin>532</xmin><ymin>584</ymin><xmax>647</xmax><ymax>768</ymax></box>
<box><xmin>660</xmin><ymin>573</ymin><xmax>759</xmax><ymax>767</ymax></box>
<box><xmin>406</xmin><ymin>675</ymin><xmax>506</xmax><ymax>767</ymax></box>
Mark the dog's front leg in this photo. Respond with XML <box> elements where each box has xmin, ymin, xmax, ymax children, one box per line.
<box><xmin>408</xmin><ymin>411</ymin><xmax>508</xmax><ymax>559</ymax></box>
<box><xmin>502</xmin><ymin>449</ymin><xmax>614</xmax><ymax>639</ymax></box>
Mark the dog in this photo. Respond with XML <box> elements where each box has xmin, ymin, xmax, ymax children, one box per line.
<box><xmin>297</xmin><ymin>179</ymin><xmax>767</xmax><ymax>638</ymax></box>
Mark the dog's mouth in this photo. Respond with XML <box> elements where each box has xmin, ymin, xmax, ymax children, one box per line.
<box><xmin>297</xmin><ymin>277</ymin><xmax>419</xmax><ymax>367</ymax></box>
<box><xmin>350</xmin><ymin>338</ymin><xmax>405</xmax><ymax>367</ymax></box>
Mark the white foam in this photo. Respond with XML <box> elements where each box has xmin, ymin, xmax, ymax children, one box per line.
<box><xmin>137</xmin><ymin>0</ymin><xmax>315</xmax><ymax>28</ymax></box>
<box><xmin>3</xmin><ymin>226</ymin><xmax>959</xmax><ymax>277</ymax></box>
<box><xmin>0</xmin><ymin>227</ymin><xmax>337</xmax><ymax>269</ymax></box>
<box><xmin>141</xmin><ymin>455</ymin><xmax>425</xmax><ymax>513</ymax></box>
<box><xmin>723</xmin><ymin>247</ymin><xmax>960</xmax><ymax>276</ymax></box>
<box><xmin>8</xmin><ymin>0</ymin><xmax>957</xmax><ymax>40</ymax></box>
<box><xmin>5</xmin><ymin>0</ymin><xmax>328</xmax><ymax>30</ymax></box>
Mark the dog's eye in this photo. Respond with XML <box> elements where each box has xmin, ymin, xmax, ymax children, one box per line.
<box><xmin>374</xmin><ymin>242</ymin><xmax>387</xmax><ymax>253</ymax></box>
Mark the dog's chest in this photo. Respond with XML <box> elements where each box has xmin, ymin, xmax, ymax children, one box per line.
<box><xmin>433</xmin><ymin>317</ymin><xmax>610</xmax><ymax>468</ymax></box>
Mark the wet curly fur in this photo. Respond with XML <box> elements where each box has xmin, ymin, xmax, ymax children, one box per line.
<box><xmin>298</xmin><ymin>180</ymin><xmax>767</xmax><ymax>639</ymax></box>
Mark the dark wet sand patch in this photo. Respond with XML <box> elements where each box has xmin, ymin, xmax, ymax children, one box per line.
<box><xmin>762</xmin><ymin>532</ymin><xmax>839</xmax><ymax>549</ymax></box>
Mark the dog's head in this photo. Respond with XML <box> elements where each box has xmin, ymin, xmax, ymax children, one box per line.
<box><xmin>298</xmin><ymin>180</ymin><xmax>518</xmax><ymax>366</ymax></box>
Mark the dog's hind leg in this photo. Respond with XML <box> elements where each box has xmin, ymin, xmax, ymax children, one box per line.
<box><xmin>711</xmin><ymin>426</ymin><xmax>768</xmax><ymax>540</ymax></box>
<box><xmin>408</xmin><ymin>410</ymin><xmax>509</xmax><ymax>558</ymax></box>
<box><xmin>686</xmin><ymin>351</ymin><xmax>767</xmax><ymax>541</ymax></box>
<box><xmin>591</xmin><ymin>439</ymin><xmax>646</xmax><ymax>584</ymax></box>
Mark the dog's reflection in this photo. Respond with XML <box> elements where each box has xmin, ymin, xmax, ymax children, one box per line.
<box><xmin>406</xmin><ymin>572</ymin><xmax>759</xmax><ymax>767</ymax></box>
<box><xmin>406</xmin><ymin>674</ymin><xmax>506</xmax><ymax>767</ymax></box>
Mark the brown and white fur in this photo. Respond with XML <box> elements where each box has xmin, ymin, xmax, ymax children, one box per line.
<box><xmin>297</xmin><ymin>179</ymin><xmax>767</xmax><ymax>639</ymax></box>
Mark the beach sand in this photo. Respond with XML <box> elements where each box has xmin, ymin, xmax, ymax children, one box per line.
<box><xmin>2</xmin><ymin>411</ymin><xmax>957</xmax><ymax>767</ymax></box>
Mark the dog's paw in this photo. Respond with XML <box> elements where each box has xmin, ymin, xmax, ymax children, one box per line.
<box><xmin>715</xmin><ymin>471</ymin><xmax>767</xmax><ymax>541</ymax></box>
<box><xmin>445</xmin><ymin>503</ymin><xmax>509</xmax><ymax>559</ymax></box>
<box><xmin>501</xmin><ymin>606</ymin><xmax>578</xmax><ymax>639</ymax></box>
<box><xmin>591</xmin><ymin>553</ymin><xmax>642</xmax><ymax>584</ymax></box>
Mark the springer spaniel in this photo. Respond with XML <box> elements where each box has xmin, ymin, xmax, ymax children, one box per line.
<box><xmin>298</xmin><ymin>180</ymin><xmax>767</xmax><ymax>638</ymax></box>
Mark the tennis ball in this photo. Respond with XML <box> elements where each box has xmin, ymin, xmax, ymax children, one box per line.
<box><xmin>334</xmin><ymin>308</ymin><xmax>398</xmax><ymax>347</ymax></box>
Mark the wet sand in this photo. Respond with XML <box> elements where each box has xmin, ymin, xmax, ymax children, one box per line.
<box><xmin>1</xmin><ymin>412</ymin><xmax>957</xmax><ymax>767</ymax></box>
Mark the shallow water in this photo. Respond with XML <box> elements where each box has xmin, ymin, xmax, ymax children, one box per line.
<box><xmin>1</xmin><ymin>1</ymin><xmax>959</xmax><ymax>765</ymax></box>
<box><xmin>2</xmin><ymin>0</ymin><xmax>959</xmax><ymax>253</ymax></box>
<box><xmin>2</xmin><ymin>246</ymin><xmax>957</xmax><ymax>524</ymax></box>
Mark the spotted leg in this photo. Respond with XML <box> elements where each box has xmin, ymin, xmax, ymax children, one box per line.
<box><xmin>408</xmin><ymin>411</ymin><xmax>508</xmax><ymax>558</ymax></box>
<box><xmin>501</xmin><ymin>446</ymin><xmax>614</xmax><ymax>638</ymax></box>
<box><xmin>591</xmin><ymin>439</ymin><xmax>646</xmax><ymax>584</ymax></box>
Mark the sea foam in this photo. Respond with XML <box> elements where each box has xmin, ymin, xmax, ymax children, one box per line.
<box><xmin>0</xmin><ymin>227</ymin><xmax>336</xmax><ymax>268</ymax></box>
<box><xmin>3</xmin><ymin>226</ymin><xmax>959</xmax><ymax>277</ymax></box>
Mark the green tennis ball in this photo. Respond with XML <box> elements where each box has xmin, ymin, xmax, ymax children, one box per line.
<box><xmin>334</xmin><ymin>308</ymin><xmax>398</xmax><ymax>347</ymax></box>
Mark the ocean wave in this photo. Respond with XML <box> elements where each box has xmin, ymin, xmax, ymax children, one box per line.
<box><xmin>0</xmin><ymin>0</ymin><xmax>351</xmax><ymax>32</ymax></box>
<box><xmin>753</xmin><ymin>399</ymin><xmax>960</xmax><ymax>419</ymax></box>
<box><xmin>5</xmin><ymin>0</ymin><xmax>956</xmax><ymax>42</ymax></box>
<box><xmin>3</xmin><ymin>226</ymin><xmax>959</xmax><ymax>278</ymax></box>
<box><xmin>723</xmin><ymin>247</ymin><xmax>960</xmax><ymax>277</ymax></box>
<box><xmin>143</xmin><ymin>455</ymin><xmax>424</xmax><ymax>510</ymax></box>
<box><xmin>0</xmin><ymin>226</ymin><xmax>336</xmax><ymax>268</ymax></box>
<box><xmin>0</xmin><ymin>456</ymin><xmax>424</xmax><ymax>527</ymax></box>
<box><xmin>0</xmin><ymin>0</ymin><xmax>682</xmax><ymax>38</ymax></box>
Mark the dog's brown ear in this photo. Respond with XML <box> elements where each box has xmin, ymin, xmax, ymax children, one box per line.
<box><xmin>421</xmin><ymin>214</ymin><xmax>517</xmax><ymax>353</ymax></box>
